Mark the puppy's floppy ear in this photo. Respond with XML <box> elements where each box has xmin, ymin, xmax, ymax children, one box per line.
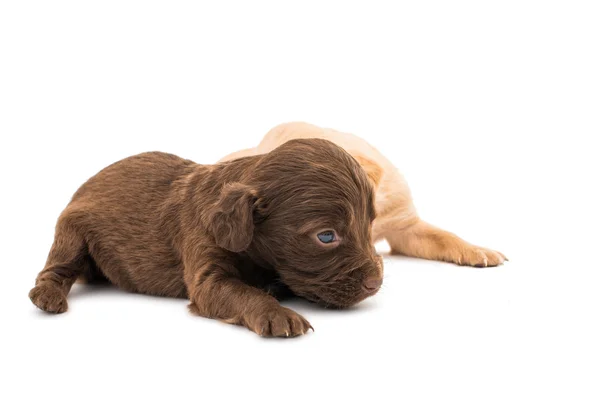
<box><xmin>208</xmin><ymin>182</ymin><xmax>258</xmax><ymax>252</ymax></box>
<box><xmin>353</xmin><ymin>155</ymin><xmax>384</xmax><ymax>189</ymax></box>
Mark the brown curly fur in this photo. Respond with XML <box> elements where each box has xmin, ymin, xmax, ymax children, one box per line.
<box><xmin>29</xmin><ymin>139</ymin><xmax>383</xmax><ymax>337</ymax></box>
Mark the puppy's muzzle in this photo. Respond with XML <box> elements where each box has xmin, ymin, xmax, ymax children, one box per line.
<box><xmin>363</xmin><ymin>254</ymin><xmax>384</xmax><ymax>293</ymax></box>
<box><xmin>362</xmin><ymin>277</ymin><xmax>383</xmax><ymax>293</ymax></box>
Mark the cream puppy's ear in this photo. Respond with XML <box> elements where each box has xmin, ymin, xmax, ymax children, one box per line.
<box><xmin>353</xmin><ymin>155</ymin><xmax>384</xmax><ymax>189</ymax></box>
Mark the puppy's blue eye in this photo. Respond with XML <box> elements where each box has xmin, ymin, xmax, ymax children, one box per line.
<box><xmin>317</xmin><ymin>231</ymin><xmax>336</xmax><ymax>244</ymax></box>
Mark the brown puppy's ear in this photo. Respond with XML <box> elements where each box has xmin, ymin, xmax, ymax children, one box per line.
<box><xmin>354</xmin><ymin>155</ymin><xmax>384</xmax><ymax>189</ymax></box>
<box><xmin>208</xmin><ymin>183</ymin><xmax>258</xmax><ymax>252</ymax></box>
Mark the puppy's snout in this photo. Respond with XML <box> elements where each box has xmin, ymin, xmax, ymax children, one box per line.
<box><xmin>362</xmin><ymin>277</ymin><xmax>382</xmax><ymax>293</ymax></box>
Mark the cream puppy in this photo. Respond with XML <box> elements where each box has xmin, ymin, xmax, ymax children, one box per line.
<box><xmin>220</xmin><ymin>122</ymin><xmax>505</xmax><ymax>267</ymax></box>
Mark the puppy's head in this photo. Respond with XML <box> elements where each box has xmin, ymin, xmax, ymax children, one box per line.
<box><xmin>210</xmin><ymin>138</ymin><xmax>383</xmax><ymax>308</ymax></box>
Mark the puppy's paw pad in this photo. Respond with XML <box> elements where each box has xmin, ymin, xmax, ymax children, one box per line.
<box><xmin>29</xmin><ymin>285</ymin><xmax>68</xmax><ymax>313</ymax></box>
<box><xmin>251</xmin><ymin>307</ymin><xmax>312</xmax><ymax>338</ymax></box>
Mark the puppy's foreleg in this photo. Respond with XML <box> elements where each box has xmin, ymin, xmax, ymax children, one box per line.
<box><xmin>184</xmin><ymin>246</ymin><xmax>312</xmax><ymax>337</ymax></box>
<box><xmin>385</xmin><ymin>219</ymin><xmax>507</xmax><ymax>267</ymax></box>
<box><xmin>29</xmin><ymin>217</ymin><xmax>87</xmax><ymax>313</ymax></box>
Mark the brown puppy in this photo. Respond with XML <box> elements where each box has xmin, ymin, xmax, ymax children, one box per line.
<box><xmin>29</xmin><ymin>139</ymin><xmax>383</xmax><ymax>337</ymax></box>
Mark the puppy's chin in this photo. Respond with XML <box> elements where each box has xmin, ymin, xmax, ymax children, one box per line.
<box><xmin>297</xmin><ymin>287</ymin><xmax>377</xmax><ymax>309</ymax></box>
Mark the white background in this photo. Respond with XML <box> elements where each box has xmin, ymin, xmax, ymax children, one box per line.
<box><xmin>1</xmin><ymin>1</ymin><xmax>599</xmax><ymax>399</ymax></box>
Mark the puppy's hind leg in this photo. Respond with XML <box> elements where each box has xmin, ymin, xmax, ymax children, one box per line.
<box><xmin>29</xmin><ymin>217</ymin><xmax>87</xmax><ymax>313</ymax></box>
<box><xmin>385</xmin><ymin>219</ymin><xmax>507</xmax><ymax>267</ymax></box>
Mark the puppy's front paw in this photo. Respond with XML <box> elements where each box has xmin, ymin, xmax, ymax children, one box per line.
<box><xmin>456</xmin><ymin>246</ymin><xmax>507</xmax><ymax>267</ymax></box>
<box><xmin>249</xmin><ymin>306</ymin><xmax>313</xmax><ymax>338</ymax></box>
<box><xmin>29</xmin><ymin>284</ymin><xmax>68</xmax><ymax>313</ymax></box>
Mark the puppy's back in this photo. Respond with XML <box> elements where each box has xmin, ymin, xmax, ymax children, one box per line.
<box><xmin>72</xmin><ymin>151</ymin><xmax>194</xmax><ymax>206</ymax></box>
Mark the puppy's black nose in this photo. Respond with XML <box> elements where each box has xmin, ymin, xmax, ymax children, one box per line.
<box><xmin>362</xmin><ymin>278</ymin><xmax>382</xmax><ymax>292</ymax></box>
